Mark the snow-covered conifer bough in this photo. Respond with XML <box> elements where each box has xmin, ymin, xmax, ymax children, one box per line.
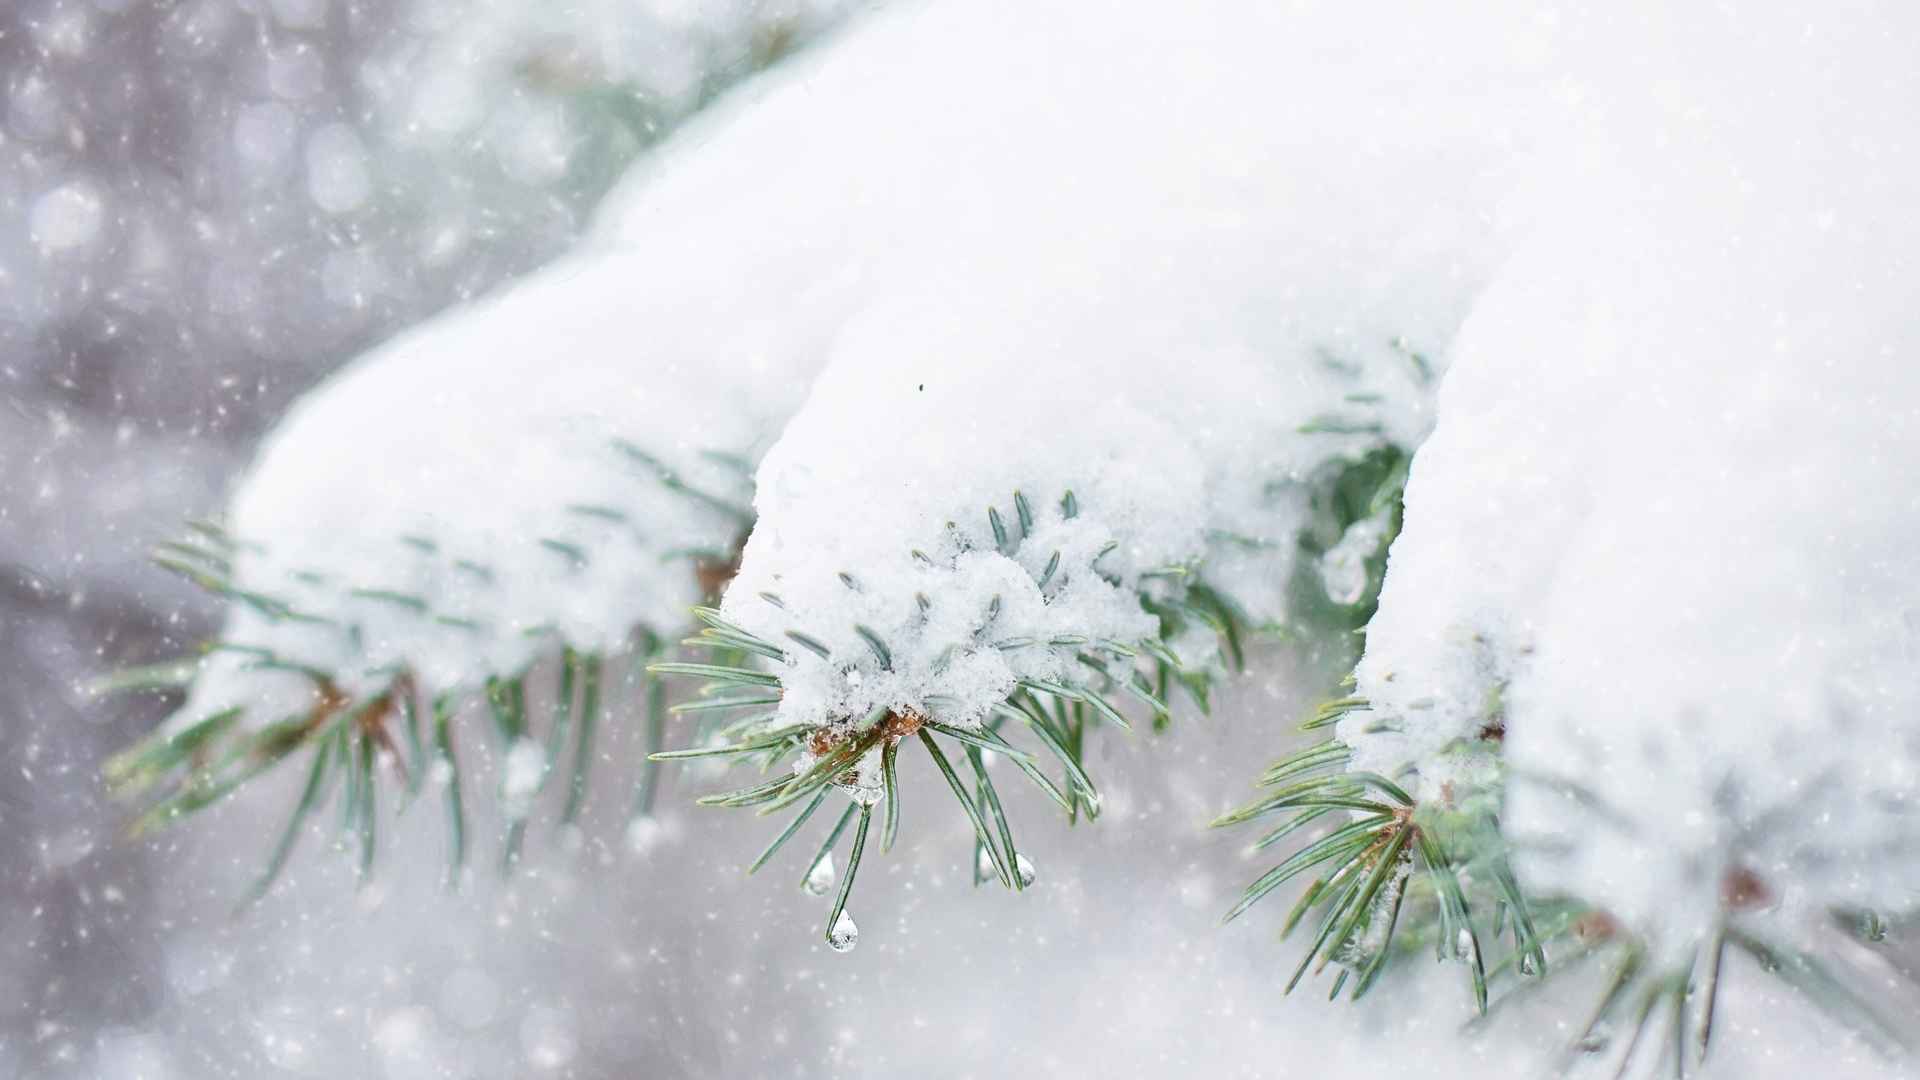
<box><xmin>96</xmin><ymin>0</ymin><xmax>868</xmax><ymax>891</ymax></box>
<box><xmin>104</xmin><ymin>0</ymin><xmax>1920</xmax><ymax>1072</ymax></box>
<box><xmin>101</xmin><ymin>240</ymin><xmax>828</xmax><ymax>887</ymax></box>
<box><xmin>1201</xmin><ymin>6</ymin><xmax>1920</xmax><ymax>1073</ymax></box>
<box><xmin>96</xmin><ymin>76</ymin><xmax>876</xmax><ymax>887</ymax></box>
<box><xmin>639</xmin><ymin>0</ymin><xmax>1512</xmax><ymax>955</ymax></box>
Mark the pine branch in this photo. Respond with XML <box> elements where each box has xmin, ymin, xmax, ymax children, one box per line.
<box><xmin>101</xmin><ymin>438</ymin><xmax>755</xmax><ymax>894</ymax></box>
<box><xmin>648</xmin><ymin>487</ymin><xmax>1275</xmax><ymax>945</ymax></box>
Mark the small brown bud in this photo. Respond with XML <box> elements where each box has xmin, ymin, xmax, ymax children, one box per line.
<box><xmin>1573</xmin><ymin>910</ymin><xmax>1620</xmax><ymax>942</ymax></box>
<box><xmin>1720</xmin><ymin>865</ymin><xmax>1773</xmax><ymax>911</ymax></box>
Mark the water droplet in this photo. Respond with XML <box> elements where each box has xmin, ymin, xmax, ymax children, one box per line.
<box><xmin>842</xmin><ymin>780</ymin><xmax>885</xmax><ymax>806</ymax></box>
<box><xmin>1318</xmin><ymin>508</ymin><xmax>1393</xmax><ymax>606</ymax></box>
<box><xmin>827</xmin><ymin>910</ymin><xmax>858</xmax><ymax>953</ymax></box>
<box><xmin>834</xmin><ymin>745</ymin><xmax>887</xmax><ymax>805</ymax></box>
<box><xmin>1859</xmin><ymin>910</ymin><xmax>1888</xmax><ymax>943</ymax></box>
<box><xmin>1320</xmin><ymin>557</ymin><xmax>1368</xmax><ymax>606</ymax></box>
<box><xmin>1014</xmin><ymin>853</ymin><xmax>1037</xmax><ymax>888</ymax></box>
<box><xmin>975</xmin><ymin>846</ymin><xmax>995</xmax><ymax>880</ymax></box>
<box><xmin>1517</xmin><ymin>952</ymin><xmax>1537</xmax><ymax>976</ymax></box>
<box><xmin>804</xmin><ymin>853</ymin><xmax>836</xmax><ymax>896</ymax></box>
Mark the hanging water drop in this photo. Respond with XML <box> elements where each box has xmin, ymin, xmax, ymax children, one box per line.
<box><xmin>975</xmin><ymin>845</ymin><xmax>995</xmax><ymax>881</ymax></box>
<box><xmin>842</xmin><ymin>779</ymin><xmax>885</xmax><ymax>806</ymax></box>
<box><xmin>803</xmin><ymin>852</ymin><xmax>836</xmax><ymax>896</ymax></box>
<box><xmin>829</xmin><ymin>744</ymin><xmax>887</xmax><ymax>806</ymax></box>
<box><xmin>827</xmin><ymin>910</ymin><xmax>858</xmax><ymax>953</ymax></box>
<box><xmin>1318</xmin><ymin>505</ymin><xmax>1393</xmax><ymax>606</ymax></box>
<box><xmin>1014</xmin><ymin>853</ymin><xmax>1036</xmax><ymax>888</ymax></box>
<box><xmin>1858</xmin><ymin>910</ymin><xmax>1888</xmax><ymax>943</ymax></box>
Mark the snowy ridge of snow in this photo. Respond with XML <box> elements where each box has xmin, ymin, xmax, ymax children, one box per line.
<box><xmin>144</xmin><ymin>0</ymin><xmax>879</xmax><ymax>733</ymax></box>
<box><xmin>169</xmin><ymin>153</ymin><xmax>877</xmax><ymax>726</ymax></box>
<box><xmin>176</xmin><ymin>0</ymin><xmax>1549</xmax><ymax>731</ymax></box>
<box><xmin>722</xmin><ymin>290</ymin><xmax>1437</xmax><ymax>734</ymax></box>
<box><xmin>172</xmin><ymin>248</ymin><xmax>780</xmax><ymax>725</ymax></box>
<box><xmin>145</xmin><ymin>0</ymin><xmax>1920</xmax><ymax>1037</ymax></box>
<box><xmin>1346</xmin><ymin>5</ymin><xmax>1920</xmax><ymax>948</ymax></box>
<box><xmin>695</xmin><ymin>0</ymin><xmax>1550</xmax><ymax>732</ymax></box>
<box><xmin>166</xmin><ymin>0</ymin><xmax>900</xmax><ymax>728</ymax></box>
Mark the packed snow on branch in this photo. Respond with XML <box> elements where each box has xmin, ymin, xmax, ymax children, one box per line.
<box><xmin>175</xmin><ymin>1</ymin><xmax>1545</xmax><ymax>733</ymax></box>
<box><xmin>182</xmin><ymin>0</ymin><xmax>1920</xmax><ymax>935</ymax></box>
<box><xmin>116</xmin><ymin>0</ymin><xmax>1920</xmax><ymax>1069</ymax></box>
<box><xmin>171</xmin><ymin>243</ymin><xmax>820</xmax><ymax>726</ymax></box>
<box><xmin>703</xmin><ymin>0</ymin><xmax>1544</xmax><ymax>734</ymax></box>
<box><xmin>1349</xmin><ymin>7</ymin><xmax>1920</xmax><ymax>953</ymax></box>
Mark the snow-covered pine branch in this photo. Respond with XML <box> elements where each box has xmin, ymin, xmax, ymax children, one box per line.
<box><xmin>1334</xmin><ymin>30</ymin><xmax>1920</xmax><ymax>1061</ymax></box>
<box><xmin>107</xmin><ymin>244</ymin><xmax>827</xmax><ymax>884</ymax></box>
<box><xmin>638</xmin><ymin>0</ymin><xmax>1532</xmax><ymax>949</ymax></box>
<box><xmin>102</xmin><ymin>3</ymin><xmax>894</xmax><ymax>885</ymax></box>
<box><xmin>1206</xmin><ymin>4</ymin><xmax>1920</xmax><ymax>1069</ymax></box>
<box><xmin>97</xmin><ymin>0</ymin><xmax>883</xmax><ymax>896</ymax></box>
<box><xmin>102</xmin><ymin>0</ymin><xmax>1920</xmax><ymax>1071</ymax></box>
<box><xmin>659</xmin><ymin>322</ymin><xmax>1432</xmax><ymax>945</ymax></box>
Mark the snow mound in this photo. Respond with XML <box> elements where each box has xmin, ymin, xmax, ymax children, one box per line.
<box><xmin>151</xmin><ymin>0</ymin><xmax>1920</xmax><ymax>1013</ymax></box>
<box><xmin>172</xmin><ymin>248</ymin><xmax>793</xmax><ymax>723</ymax></box>
<box><xmin>696</xmin><ymin>0</ymin><xmax>1549</xmax><ymax>729</ymax></box>
<box><xmin>1347</xmin><ymin>5</ymin><xmax>1920</xmax><ymax>946</ymax></box>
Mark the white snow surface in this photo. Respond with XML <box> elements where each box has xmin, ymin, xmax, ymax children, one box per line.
<box><xmin>706</xmin><ymin>0</ymin><xmax>1542</xmax><ymax>730</ymax></box>
<box><xmin>177</xmin><ymin>239</ymin><xmax>825</xmax><ymax>722</ymax></box>
<box><xmin>175</xmin><ymin>0</ymin><xmax>1920</xmax><ymax>989</ymax></box>
<box><xmin>191</xmin><ymin>0</ymin><xmax>1534</xmax><ymax>728</ymax></box>
<box><xmin>1348</xmin><ymin>6</ymin><xmax>1920</xmax><ymax>944</ymax></box>
<box><xmin>173</xmin><ymin>4</ymin><xmax>863</xmax><ymax>726</ymax></box>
